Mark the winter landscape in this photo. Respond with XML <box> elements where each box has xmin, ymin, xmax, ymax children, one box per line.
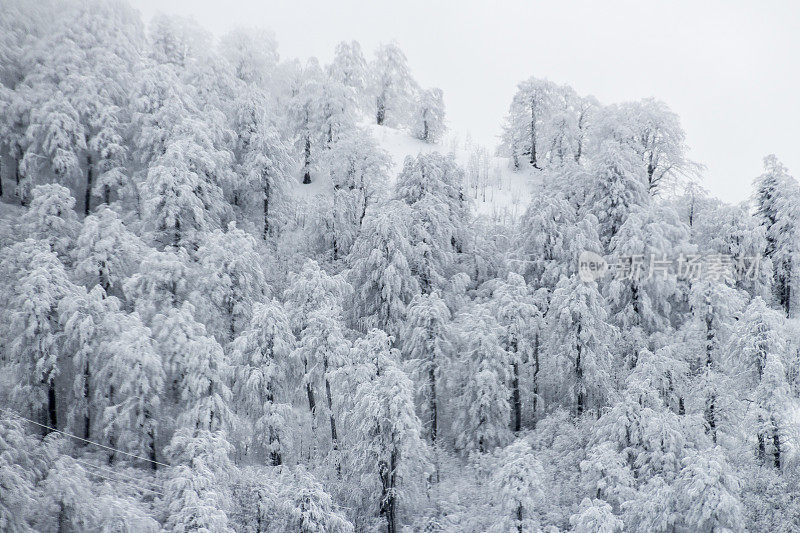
<box><xmin>1</xmin><ymin>1</ymin><xmax>800</xmax><ymax>531</ymax></box>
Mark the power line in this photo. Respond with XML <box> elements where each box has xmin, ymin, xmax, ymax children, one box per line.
<box><xmin>72</xmin><ymin>457</ymin><xmax>164</xmax><ymax>492</ymax></box>
<box><xmin>0</xmin><ymin>407</ymin><xmax>171</xmax><ymax>469</ymax></box>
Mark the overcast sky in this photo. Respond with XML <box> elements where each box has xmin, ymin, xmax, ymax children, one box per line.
<box><xmin>131</xmin><ymin>0</ymin><xmax>799</xmax><ymax>204</ymax></box>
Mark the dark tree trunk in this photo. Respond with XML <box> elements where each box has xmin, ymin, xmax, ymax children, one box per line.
<box><xmin>306</xmin><ymin>382</ymin><xmax>316</xmax><ymax>416</ymax></box>
<box><xmin>512</xmin><ymin>353</ymin><xmax>521</xmax><ymax>432</ymax></box>
<box><xmin>429</xmin><ymin>365</ymin><xmax>437</xmax><ymax>444</ymax></box>
<box><xmin>757</xmin><ymin>430</ymin><xmax>765</xmax><ymax>462</ymax></box>
<box><xmin>47</xmin><ymin>378</ymin><xmax>58</xmax><ymax>431</ymax></box>
<box><xmin>705</xmin><ymin>310</ymin><xmax>716</xmax><ymax>442</ymax></box>
<box><xmin>302</xmin><ymin>137</ymin><xmax>312</xmax><ymax>184</ymax></box>
<box><xmin>376</xmin><ymin>94</ymin><xmax>386</xmax><ymax>126</ymax></box>
<box><xmin>83</xmin><ymin>362</ymin><xmax>91</xmax><ymax>439</ymax></box>
<box><xmin>263</xmin><ymin>181</ymin><xmax>270</xmax><ymax>240</ymax></box>
<box><xmin>323</xmin><ymin>361</ymin><xmax>337</xmax><ymax>444</ymax></box>
<box><xmin>516</xmin><ymin>504</ymin><xmax>524</xmax><ymax>533</ymax></box>
<box><xmin>84</xmin><ymin>154</ymin><xmax>93</xmax><ymax>215</ymax></box>
<box><xmin>380</xmin><ymin>449</ymin><xmax>398</xmax><ymax>533</ymax></box>
<box><xmin>532</xmin><ymin>333</ymin><xmax>539</xmax><ymax>428</ymax></box>
<box><xmin>772</xmin><ymin>418</ymin><xmax>781</xmax><ymax>468</ymax></box>
<box><xmin>530</xmin><ymin>101</ymin><xmax>539</xmax><ymax>168</ymax></box>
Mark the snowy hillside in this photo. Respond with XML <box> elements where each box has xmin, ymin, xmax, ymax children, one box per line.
<box><xmin>293</xmin><ymin>123</ymin><xmax>536</xmax><ymax>224</ymax></box>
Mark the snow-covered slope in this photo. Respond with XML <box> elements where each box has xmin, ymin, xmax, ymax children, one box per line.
<box><xmin>293</xmin><ymin>124</ymin><xmax>537</xmax><ymax>224</ymax></box>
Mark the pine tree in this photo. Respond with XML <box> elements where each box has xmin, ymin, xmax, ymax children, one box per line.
<box><xmin>753</xmin><ymin>155</ymin><xmax>797</xmax><ymax>315</ymax></box>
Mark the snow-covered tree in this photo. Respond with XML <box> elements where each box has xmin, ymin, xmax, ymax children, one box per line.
<box><xmin>0</xmin><ymin>413</ymin><xmax>38</xmax><ymax>532</ymax></box>
<box><xmin>278</xmin><ymin>468</ymin><xmax>354</xmax><ymax>533</ymax></box>
<box><xmin>162</xmin><ymin>428</ymin><xmax>235</xmax><ymax>533</ymax></box>
<box><xmin>73</xmin><ymin>206</ymin><xmax>142</xmax><ymax>294</ymax></box>
<box><xmin>402</xmin><ymin>292</ymin><xmax>452</xmax><ymax>445</ymax></box>
<box><xmin>191</xmin><ymin>223</ymin><xmax>268</xmax><ymax>343</ymax></box>
<box><xmin>370</xmin><ymin>43</ymin><xmax>415</xmax><ymax>127</ymax></box>
<box><xmin>452</xmin><ymin>304</ymin><xmax>512</xmax><ymax>452</ymax></box>
<box><xmin>19</xmin><ymin>183</ymin><xmax>80</xmax><ymax>261</ymax></box>
<box><xmin>96</xmin><ymin>312</ymin><xmax>164</xmax><ymax>468</ymax></box>
<box><xmin>3</xmin><ymin>239</ymin><xmax>76</xmax><ymax>432</ymax></box>
<box><xmin>346</xmin><ymin>329</ymin><xmax>428</xmax><ymax>533</ymax></box>
<box><xmin>673</xmin><ymin>449</ymin><xmax>744</xmax><ymax>532</ymax></box>
<box><xmin>490</xmin><ymin>272</ymin><xmax>542</xmax><ymax>431</ymax></box>
<box><xmin>293</xmin><ymin>305</ymin><xmax>351</xmax><ymax>453</ymax></box>
<box><xmin>569</xmin><ymin>498</ymin><xmax>623</xmax><ymax>533</ymax></box>
<box><xmin>218</xmin><ymin>27</ymin><xmax>278</xmax><ymax>85</ymax></box>
<box><xmin>230</xmin><ymin>300</ymin><xmax>294</xmax><ymax>466</ymax></box>
<box><xmin>321</xmin><ymin>129</ymin><xmax>391</xmax><ymax>259</ymax></box>
<box><xmin>413</xmin><ymin>88</ymin><xmax>445</xmax><ymax>143</ymax></box>
<box><xmin>490</xmin><ymin>439</ymin><xmax>545</xmax><ymax>533</ymax></box>
<box><xmin>348</xmin><ymin>200</ymin><xmax>419</xmax><ymax>336</ymax></box>
<box><xmin>329</xmin><ymin>40</ymin><xmax>368</xmax><ymax>113</ymax></box>
<box><xmin>58</xmin><ymin>285</ymin><xmax>120</xmax><ymax>440</ymax></box>
<box><xmin>544</xmin><ymin>275</ymin><xmax>615</xmax><ymax>417</ymax></box>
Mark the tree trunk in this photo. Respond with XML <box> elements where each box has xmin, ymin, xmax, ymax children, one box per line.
<box><xmin>380</xmin><ymin>449</ymin><xmax>398</xmax><ymax>533</ymax></box>
<box><xmin>84</xmin><ymin>154</ymin><xmax>93</xmax><ymax>215</ymax></box>
<box><xmin>83</xmin><ymin>361</ymin><xmax>91</xmax><ymax>440</ymax></box>
<box><xmin>47</xmin><ymin>378</ymin><xmax>58</xmax><ymax>432</ymax></box>
<box><xmin>376</xmin><ymin>93</ymin><xmax>386</xmax><ymax>126</ymax></box>
<box><xmin>429</xmin><ymin>364</ymin><xmax>438</xmax><ymax>444</ymax></box>
<box><xmin>512</xmin><ymin>357</ymin><xmax>521</xmax><ymax>432</ymax></box>
<box><xmin>530</xmin><ymin>100</ymin><xmax>538</xmax><ymax>168</ymax></box>
<box><xmin>263</xmin><ymin>181</ymin><xmax>270</xmax><ymax>240</ymax></box>
<box><xmin>516</xmin><ymin>504</ymin><xmax>524</xmax><ymax>533</ymax></box>
<box><xmin>306</xmin><ymin>382</ymin><xmax>316</xmax><ymax>416</ymax></box>
<box><xmin>772</xmin><ymin>417</ymin><xmax>781</xmax><ymax>468</ymax></box>
<box><xmin>532</xmin><ymin>333</ymin><xmax>539</xmax><ymax>428</ymax></box>
<box><xmin>302</xmin><ymin>137</ymin><xmax>312</xmax><ymax>184</ymax></box>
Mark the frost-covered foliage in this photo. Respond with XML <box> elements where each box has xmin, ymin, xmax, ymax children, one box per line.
<box><xmin>0</xmin><ymin>2</ymin><xmax>797</xmax><ymax>531</ymax></box>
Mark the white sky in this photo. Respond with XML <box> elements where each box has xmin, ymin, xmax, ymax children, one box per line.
<box><xmin>131</xmin><ymin>0</ymin><xmax>800</xmax><ymax>204</ymax></box>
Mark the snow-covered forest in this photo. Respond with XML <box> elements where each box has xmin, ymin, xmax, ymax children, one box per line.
<box><xmin>1</xmin><ymin>1</ymin><xmax>800</xmax><ymax>531</ymax></box>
